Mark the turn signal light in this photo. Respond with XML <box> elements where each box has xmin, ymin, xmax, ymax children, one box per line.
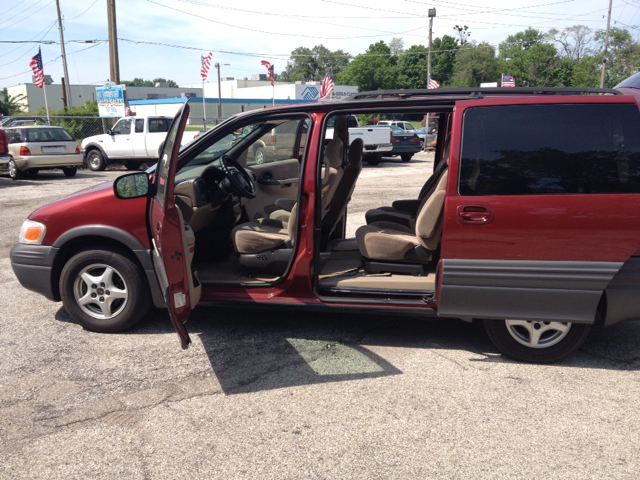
<box><xmin>20</xmin><ymin>146</ymin><xmax>31</xmax><ymax>156</ymax></box>
<box><xmin>19</xmin><ymin>220</ymin><xmax>46</xmax><ymax>245</ymax></box>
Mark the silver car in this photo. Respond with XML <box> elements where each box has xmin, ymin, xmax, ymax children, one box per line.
<box><xmin>3</xmin><ymin>126</ymin><xmax>83</xmax><ymax>180</ymax></box>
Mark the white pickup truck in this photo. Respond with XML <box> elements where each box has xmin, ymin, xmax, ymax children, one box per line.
<box><xmin>82</xmin><ymin>116</ymin><xmax>175</xmax><ymax>171</ymax></box>
<box><xmin>326</xmin><ymin>115</ymin><xmax>392</xmax><ymax>165</ymax></box>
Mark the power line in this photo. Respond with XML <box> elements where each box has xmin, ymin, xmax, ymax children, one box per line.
<box><xmin>67</xmin><ymin>0</ymin><xmax>99</xmax><ymax>21</ymax></box>
<box><xmin>0</xmin><ymin>19</ymin><xmax>57</xmax><ymax>59</ymax></box>
<box><xmin>0</xmin><ymin>0</ymin><xmax>46</xmax><ymax>27</ymax></box>
<box><xmin>0</xmin><ymin>0</ymin><xmax>55</xmax><ymax>33</ymax></box>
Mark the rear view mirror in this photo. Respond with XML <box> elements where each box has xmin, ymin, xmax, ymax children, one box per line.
<box><xmin>114</xmin><ymin>172</ymin><xmax>150</xmax><ymax>199</ymax></box>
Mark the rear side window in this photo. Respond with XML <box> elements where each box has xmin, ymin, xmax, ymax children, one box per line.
<box><xmin>149</xmin><ymin>118</ymin><xmax>171</xmax><ymax>133</ymax></box>
<box><xmin>459</xmin><ymin>104</ymin><xmax>640</xmax><ymax>195</ymax></box>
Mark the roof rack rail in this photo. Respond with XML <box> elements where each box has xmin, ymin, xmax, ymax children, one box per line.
<box><xmin>351</xmin><ymin>87</ymin><xmax>622</xmax><ymax>100</ymax></box>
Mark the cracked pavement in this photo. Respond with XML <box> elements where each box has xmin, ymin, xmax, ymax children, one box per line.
<box><xmin>1</xmin><ymin>159</ymin><xmax>640</xmax><ymax>479</ymax></box>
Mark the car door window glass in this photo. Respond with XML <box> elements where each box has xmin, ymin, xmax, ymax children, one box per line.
<box><xmin>246</xmin><ymin>119</ymin><xmax>303</xmax><ymax>166</ymax></box>
<box><xmin>149</xmin><ymin>118</ymin><xmax>172</xmax><ymax>133</ymax></box>
<box><xmin>459</xmin><ymin>104</ymin><xmax>640</xmax><ymax>195</ymax></box>
<box><xmin>135</xmin><ymin>119</ymin><xmax>144</xmax><ymax>133</ymax></box>
<box><xmin>112</xmin><ymin>119</ymin><xmax>132</xmax><ymax>135</ymax></box>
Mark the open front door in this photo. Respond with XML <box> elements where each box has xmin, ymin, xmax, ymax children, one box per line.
<box><xmin>149</xmin><ymin>101</ymin><xmax>192</xmax><ymax>349</ymax></box>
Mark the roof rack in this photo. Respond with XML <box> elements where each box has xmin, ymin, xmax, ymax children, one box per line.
<box><xmin>351</xmin><ymin>87</ymin><xmax>622</xmax><ymax>100</ymax></box>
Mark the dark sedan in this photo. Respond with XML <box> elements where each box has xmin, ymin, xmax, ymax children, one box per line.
<box><xmin>387</xmin><ymin>125</ymin><xmax>422</xmax><ymax>162</ymax></box>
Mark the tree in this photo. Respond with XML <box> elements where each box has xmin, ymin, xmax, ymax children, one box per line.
<box><xmin>397</xmin><ymin>35</ymin><xmax>459</xmax><ymax>88</ymax></box>
<box><xmin>546</xmin><ymin>25</ymin><xmax>593</xmax><ymax>63</ymax></box>
<box><xmin>571</xmin><ymin>55</ymin><xmax>600</xmax><ymax>87</ymax></box>
<box><xmin>0</xmin><ymin>87</ymin><xmax>27</xmax><ymax>115</ymax></box>
<box><xmin>451</xmin><ymin>42</ymin><xmax>499</xmax><ymax>87</ymax></box>
<box><xmin>121</xmin><ymin>78</ymin><xmax>178</xmax><ymax>87</ymax></box>
<box><xmin>595</xmin><ymin>27</ymin><xmax>640</xmax><ymax>87</ymax></box>
<box><xmin>338</xmin><ymin>41</ymin><xmax>397</xmax><ymax>91</ymax></box>
<box><xmin>499</xmin><ymin>28</ymin><xmax>545</xmax><ymax>60</ymax></box>
<box><xmin>279</xmin><ymin>45</ymin><xmax>351</xmax><ymax>82</ymax></box>
<box><xmin>389</xmin><ymin>37</ymin><xmax>405</xmax><ymax>57</ymax></box>
<box><xmin>453</xmin><ymin>25</ymin><xmax>471</xmax><ymax>46</ymax></box>
<box><xmin>431</xmin><ymin>35</ymin><xmax>460</xmax><ymax>85</ymax></box>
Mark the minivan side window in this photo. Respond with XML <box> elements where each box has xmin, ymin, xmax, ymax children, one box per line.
<box><xmin>459</xmin><ymin>104</ymin><xmax>640</xmax><ymax>195</ymax></box>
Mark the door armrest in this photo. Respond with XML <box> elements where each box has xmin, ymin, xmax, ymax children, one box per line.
<box><xmin>275</xmin><ymin>198</ymin><xmax>296</xmax><ymax>212</ymax></box>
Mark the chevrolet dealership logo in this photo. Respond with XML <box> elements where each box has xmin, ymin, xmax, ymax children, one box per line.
<box><xmin>301</xmin><ymin>87</ymin><xmax>319</xmax><ymax>101</ymax></box>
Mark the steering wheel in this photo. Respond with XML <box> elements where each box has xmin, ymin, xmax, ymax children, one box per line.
<box><xmin>219</xmin><ymin>154</ymin><xmax>257</xmax><ymax>198</ymax></box>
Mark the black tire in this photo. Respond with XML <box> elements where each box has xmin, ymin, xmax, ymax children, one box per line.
<box><xmin>8</xmin><ymin>159</ymin><xmax>25</xmax><ymax>180</ymax></box>
<box><xmin>254</xmin><ymin>146</ymin><xmax>266</xmax><ymax>164</ymax></box>
<box><xmin>86</xmin><ymin>149</ymin><xmax>106</xmax><ymax>171</ymax></box>
<box><xmin>484</xmin><ymin>319</ymin><xmax>591</xmax><ymax>363</ymax></box>
<box><xmin>366</xmin><ymin>155</ymin><xmax>382</xmax><ymax>166</ymax></box>
<box><xmin>63</xmin><ymin>166</ymin><xmax>77</xmax><ymax>177</ymax></box>
<box><xmin>401</xmin><ymin>154</ymin><xmax>413</xmax><ymax>162</ymax></box>
<box><xmin>28</xmin><ymin>168</ymin><xmax>40</xmax><ymax>175</ymax></box>
<box><xmin>60</xmin><ymin>248</ymin><xmax>151</xmax><ymax>333</ymax></box>
<box><xmin>122</xmin><ymin>160</ymin><xmax>140</xmax><ymax>171</ymax></box>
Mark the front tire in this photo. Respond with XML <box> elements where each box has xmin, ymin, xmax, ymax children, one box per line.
<box><xmin>86</xmin><ymin>150</ymin><xmax>106</xmax><ymax>171</ymax></box>
<box><xmin>9</xmin><ymin>159</ymin><xmax>25</xmax><ymax>180</ymax></box>
<box><xmin>60</xmin><ymin>249</ymin><xmax>151</xmax><ymax>333</ymax></box>
<box><xmin>254</xmin><ymin>146</ymin><xmax>266</xmax><ymax>164</ymax></box>
<box><xmin>484</xmin><ymin>319</ymin><xmax>591</xmax><ymax>363</ymax></box>
<box><xmin>63</xmin><ymin>166</ymin><xmax>77</xmax><ymax>177</ymax></box>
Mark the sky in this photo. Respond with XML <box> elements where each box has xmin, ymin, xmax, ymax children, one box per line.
<box><xmin>1</xmin><ymin>0</ymin><xmax>639</xmax><ymax>90</ymax></box>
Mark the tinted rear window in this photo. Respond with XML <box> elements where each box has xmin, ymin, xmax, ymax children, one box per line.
<box><xmin>148</xmin><ymin>118</ymin><xmax>172</xmax><ymax>133</ymax></box>
<box><xmin>459</xmin><ymin>104</ymin><xmax>640</xmax><ymax>195</ymax></box>
<box><xmin>8</xmin><ymin>128</ymin><xmax>74</xmax><ymax>143</ymax></box>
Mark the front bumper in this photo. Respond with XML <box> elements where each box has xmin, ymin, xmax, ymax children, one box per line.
<box><xmin>10</xmin><ymin>243</ymin><xmax>59</xmax><ymax>302</ymax></box>
<box><xmin>0</xmin><ymin>154</ymin><xmax>10</xmax><ymax>171</ymax></box>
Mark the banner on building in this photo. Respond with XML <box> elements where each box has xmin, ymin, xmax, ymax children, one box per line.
<box><xmin>96</xmin><ymin>81</ymin><xmax>125</xmax><ymax>117</ymax></box>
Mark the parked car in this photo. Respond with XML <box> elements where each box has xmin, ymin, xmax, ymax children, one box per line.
<box><xmin>81</xmin><ymin>115</ymin><xmax>173</xmax><ymax>171</ymax></box>
<box><xmin>0</xmin><ymin>128</ymin><xmax>10</xmax><ymax>171</ymax></box>
<box><xmin>1</xmin><ymin>116</ymin><xmax>48</xmax><ymax>128</ymax></box>
<box><xmin>326</xmin><ymin>115</ymin><xmax>393</xmax><ymax>165</ymax></box>
<box><xmin>2</xmin><ymin>126</ymin><xmax>82</xmax><ymax>179</ymax></box>
<box><xmin>415</xmin><ymin>126</ymin><xmax>437</xmax><ymax>149</ymax></box>
<box><xmin>378</xmin><ymin>119</ymin><xmax>417</xmax><ymax>132</ymax></box>
<box><xmin>11</xmin><ymin>85</ymin><xmax>640</xmax><ymax>364</ymax></box>
<box><xmin>385</xmin><ymin>124</ymin><xmax>423</xmax><ymax>161</ymax></box>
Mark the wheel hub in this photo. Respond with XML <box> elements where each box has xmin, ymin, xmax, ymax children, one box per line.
<box><xmin>505</xmin><ymin>319</ymin><xmax>572</xmax><ymax>349</ymax></box>
<box><xmin>73</xmin><ymin>263</ymin><xmax>128</xmax><ymax>320</ymax></box>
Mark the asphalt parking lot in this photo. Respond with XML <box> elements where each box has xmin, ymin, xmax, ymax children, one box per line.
<box><xmin>1</xmin><ymin>156</ymin><xmax>639</xmax><ymax>479</ymax></box>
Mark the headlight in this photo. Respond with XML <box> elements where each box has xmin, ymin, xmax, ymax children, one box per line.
<box><xmin>19</xmin><ymin>220</ymin><xmax>46</xmax><ymax>245</ymax></box>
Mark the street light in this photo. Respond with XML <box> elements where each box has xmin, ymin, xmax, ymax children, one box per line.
<box><xmin>214</xmin><ymin>63</ymin><xmax>230</xmax><ymax>118</ymax></box>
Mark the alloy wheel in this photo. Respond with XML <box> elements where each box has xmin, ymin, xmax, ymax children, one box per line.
<box><xmin>73</xmin><ymin>263</ymin><xmax>129</xmax><ymax>319</ymax></box>
<box><xmin>505</xmin><ymin>319</ymin><xmax>572</xmax><ymax>349</ymax></box>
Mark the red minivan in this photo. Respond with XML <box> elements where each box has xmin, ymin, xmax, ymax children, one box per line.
<box><xmin>11</xmin><ymin>85</ymin><xmax>640</xmax><ymax>363</ymax></box>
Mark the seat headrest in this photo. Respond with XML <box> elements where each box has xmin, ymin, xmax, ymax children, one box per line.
<box><xmin>347</xmin><ymin>138</ymin><xmax>364</xmax><ymax>166</ymax></box>
<box><xmin>324</xmin><ymin>138</ymin><xmax>344</xmax><ymax>168</ymax></box>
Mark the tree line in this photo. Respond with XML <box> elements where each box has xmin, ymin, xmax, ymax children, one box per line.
<box><xmin>278</xmin><ymin>26</ymin><xmax>640</xmax><ymax>91</ymax></box>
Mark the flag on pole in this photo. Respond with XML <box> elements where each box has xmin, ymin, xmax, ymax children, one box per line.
<box><xmin>201</xmin><ymin>52</ymin><xmax>213</xmax><ymax>80</ymax></box>
<box><xmin>501</xmin><ymin>73</ymin><xmax>516</xmax><ymax>87</ymax></box>
<box><xmin>30</xmin><ymin>47</ymin><xmax>45</xmax><ymax>88</ymax></box>
<box><xmin>261</xmin><ymin>60</ymin><xmax>275</xmax><ymax>86</ymax></box>
<box><xmin>319</xmin><ymin>68</ymin><xmax>334</xmax><ymax>100</ymax></box>
<box><xmin>428</xmin><ymin>76</ymin><xmax>440</xmax><ymax>89</ymax></box>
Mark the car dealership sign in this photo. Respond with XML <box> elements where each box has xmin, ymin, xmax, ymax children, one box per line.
<box><xmin>96</xmin><ymin>81</ymin><xmax>125</xmax><ymax>117</ymax></box>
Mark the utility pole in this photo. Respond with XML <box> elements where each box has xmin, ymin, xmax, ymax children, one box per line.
<box><xmin>600</xmin><ymin>0</ymin><xmax>613</xmax><ymax>88</ymax></box>
<box><xmin>215</xmin><ymin>63</ymin><xmax>222</xmax><ymax>118</ymax></box>
<box><xmin>427</xmin><ymin>8</ymin><xmax>436</xmax><ymax>82</ymax></box>
<box><xmin>107</xmin><ymin>0</ymin><xmax>121</xmax><ymax>84</ymax></box>
<box><xmin>55</xmin><ymin>0</ymin><xmax>72</xmax><ymax>108</ymax></box>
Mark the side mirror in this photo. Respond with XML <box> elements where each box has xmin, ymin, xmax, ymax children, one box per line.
<box><xmin>106</xmin><ymin>129</ymin><xmax>113</xmax><ymax>135</ymax></box>
<box><xmin>114</xmin><ymin>172</ymin><xmax>150</xmax><ymax>199</ymax></box>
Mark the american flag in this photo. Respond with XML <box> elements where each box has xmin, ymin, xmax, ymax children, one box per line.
<box><xmin>319</xmin><ymin>68</ymin><xmax>334</xmax><ymax>100</ymax></box>
<box><xmin>428</xmin><ymin>76</ymin><xmax>440</xmax><ymax>89</ymax></box>
<box><xmin>201</xmin><ymin>52</ymin><xmax>213</xmax><ymax>80</ymax></box>
<box><xmin>29</xmin><ymin>47</ymin><xmax>45</xmax><ymax>88</ymax></box>
<box><xmin>261</xmin><ymin>60</ymin><xmax>275</xmax><ymax>86</ymax></box>
<box><xmin>502</xmin><ymin>73</ymin><xmax>516</xmax><ymax>87</ymax></box>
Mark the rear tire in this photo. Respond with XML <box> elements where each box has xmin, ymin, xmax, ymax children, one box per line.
<box><xmin>254</xmin><ymin>146</ymin><xmax>266</xmax><ymax>164</ymax></box>
<box><xmin>401</xmin><ymin>154</ymin><xmax>413</xmax><ymax>162</ymax></box>
<box><xmin>86</xmin><ymin>150</ymin><xmax>106</xmax><ymax>171</ymax></box>
<box><xmin>28</xmin><ymin>168</ymin><xmax>40</xmax><ymax>175</ymax></box>
<box><xmin>123</xmin><ymin>160</ymin><xmax>139</xmax><ymax>171</ymax></box>
<box><xmin>60</xmin><ymin>249</ymin><xmax>151</xmax><ymax>333</ymax></box>
<box><xmin>484</xmin><ymin>318</ymin><xmax>591</xmax><ymax>363</ymax></box>
<box><xmin>366</xmin><ymin>155</ymin><xmax>382</xmax><ymax>166</ymax></box>
<box><xmin>9</xmin><ymin>159</ymin><xmax>25</xmax><ymax>180</ymax></box>
<box><xmin>63</xmin><ymin>166</ymin><xmax>77</xmax><ymax>177</ymax></box>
